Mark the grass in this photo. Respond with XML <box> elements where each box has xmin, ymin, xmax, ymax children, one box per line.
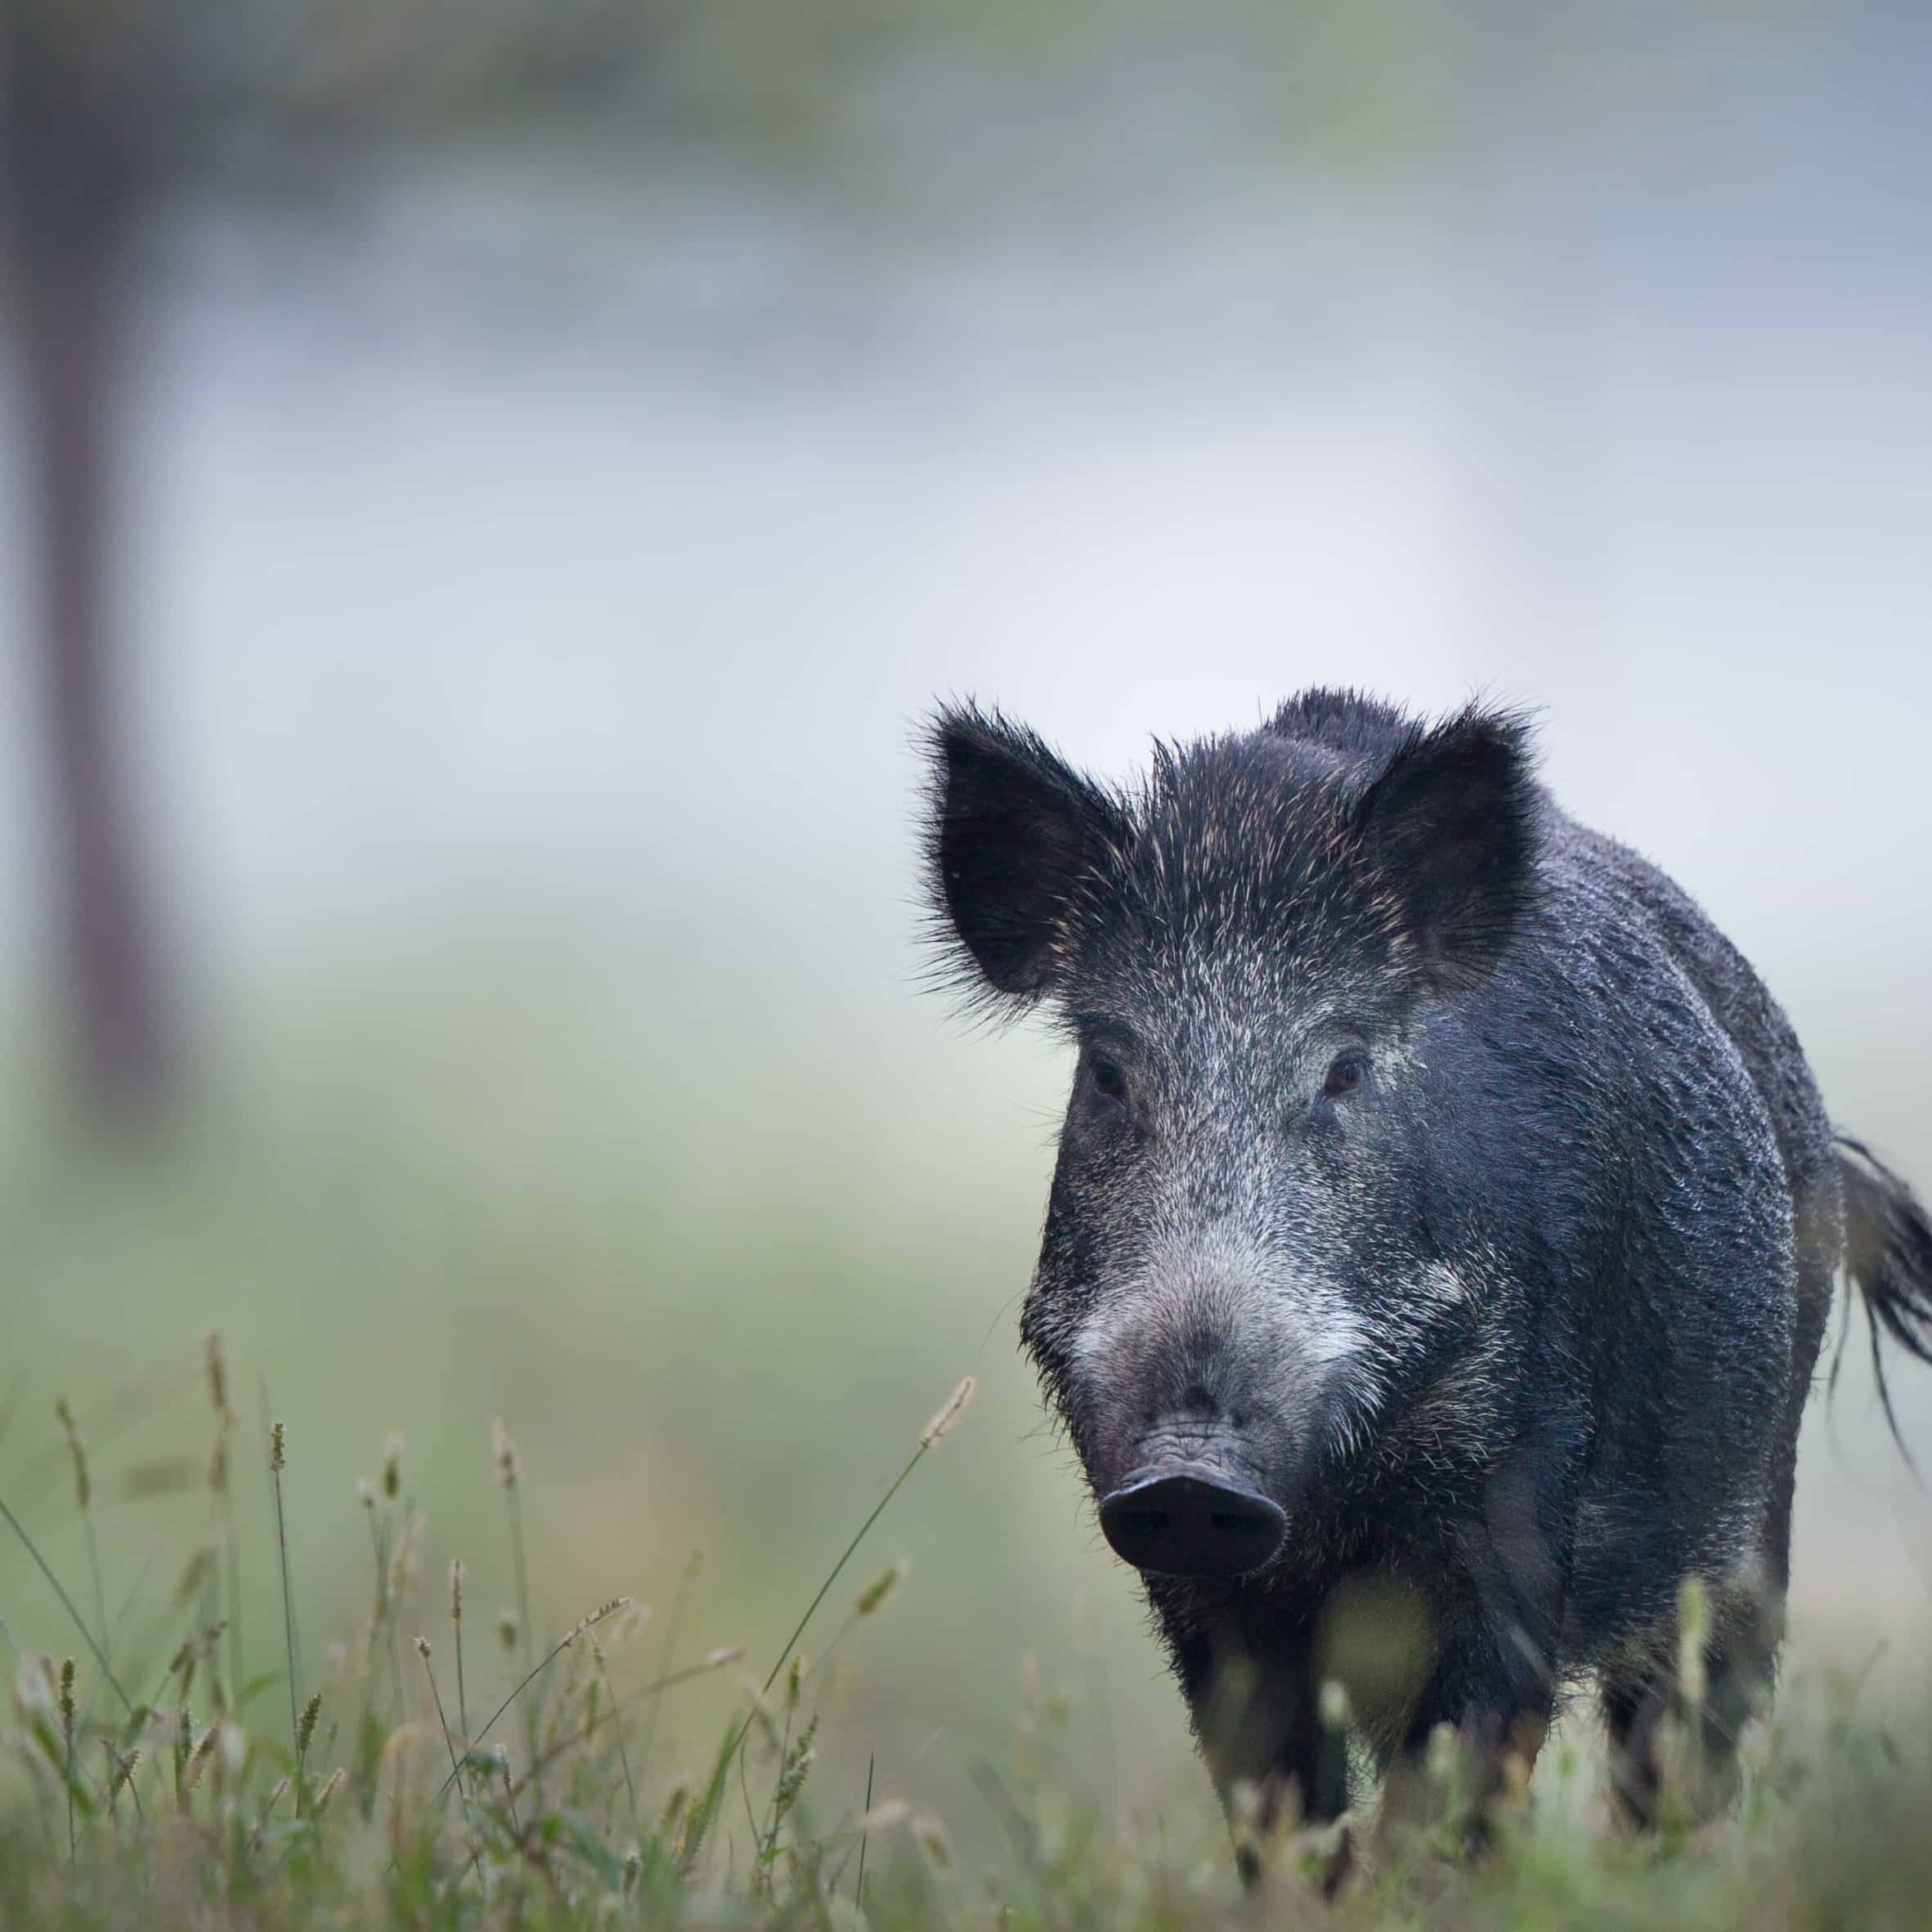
<box><xmin>1</xmin><ymin>1341</ymin><xmax>1930</xmax><ymax>1930</ymax></box>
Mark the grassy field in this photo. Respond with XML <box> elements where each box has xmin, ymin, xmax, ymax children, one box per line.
<box><xmin>4</xmin><ymin>1331</ymin><xmax>1932</xmax><ymax>1931</ymax></box>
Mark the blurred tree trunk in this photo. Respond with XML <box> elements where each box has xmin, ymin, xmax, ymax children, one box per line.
<box><xmin>2</xmin><ymin>1</ymin><xmax>173</xmax><ymax>1121</ymax></box>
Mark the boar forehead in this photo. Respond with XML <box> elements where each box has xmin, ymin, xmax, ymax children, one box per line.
<box><xmin>1060</xmin><ymin>733</ymin><xmax>1414</xmax><ymax>1020</ymax></box>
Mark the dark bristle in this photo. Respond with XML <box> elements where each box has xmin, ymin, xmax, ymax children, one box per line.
<box><xmin>917</xmin><ymin>689</ymin><xmax>1544</xmax><ymax>1020</ymax></box>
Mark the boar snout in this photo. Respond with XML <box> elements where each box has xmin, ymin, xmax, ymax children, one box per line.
<box><xmin>1099</xmin><ymin>1462</ymin><xmax>1287</xmax><ymax>1577</ymax></box>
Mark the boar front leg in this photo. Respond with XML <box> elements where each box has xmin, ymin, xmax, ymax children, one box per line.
<box><xmin>1168</xmin><ymin>1610</ymin><xmax>1350</xmax><ymax>1880</ymax></box>
<box><xmin>1385</xmin><ymin>1473</ymin><xmax>1570</xmax><ymax>1846</ymax></box>
<box><xmin>1384</xmin><ymin>1616</ymin><xmax>1556</xmax><ymax>1843</ymax></box>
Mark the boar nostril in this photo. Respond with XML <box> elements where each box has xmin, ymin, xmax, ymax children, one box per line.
<box><xmin>1179</xmin><ymin>1385</ymin><xmax>1216</xmax><ymax>1416</ymax></box>
<box><xmin>1098</xmin><ymin>1471</ymin><xmax>1286</xmax><ymax>1579</ymax></box>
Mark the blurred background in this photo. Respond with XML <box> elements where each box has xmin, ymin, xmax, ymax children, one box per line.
<box><xmin>2</xmin><ymin>0</ymin><xmax>1930</xmax><ymax>1851</ymax></box>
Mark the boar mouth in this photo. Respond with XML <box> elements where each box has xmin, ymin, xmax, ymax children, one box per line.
<box><xmin>1097</xmin><ymin>1463</ymin><xmax>1289</xmax><ymax>1577</ymax></box>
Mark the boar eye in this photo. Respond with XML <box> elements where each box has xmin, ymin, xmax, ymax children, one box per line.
<box><xmin>1322</xmin><ymin>1052</ymin><xmax>1367</xmax><ymax>1098</ymax></box>
<box><xmin>1088</xmin><ymin>1055</ymin><xmax>1129</xmax><ymax>1105</ymax></box>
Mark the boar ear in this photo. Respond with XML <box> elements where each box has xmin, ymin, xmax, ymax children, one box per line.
<box><xmin>1352</xmin><ymin>706</ymin><xmax>1538</xmax><ymax>988</ymax></box>
<box><xmin>924</xmin><ymin>704</ymin><xmax>1126</xmax><ymax>1004</ymax></box>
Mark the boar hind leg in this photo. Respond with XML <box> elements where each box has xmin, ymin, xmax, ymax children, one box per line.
<box><xmin>1603</xmin><ymin>1577</ymin><xmax>1783</xmax><ymax>1830</ymax></box>
<box><xmin>1608</xmin><ymin>1242</ymin><xmax>1816</xmax><ymax>1829</ymax></box>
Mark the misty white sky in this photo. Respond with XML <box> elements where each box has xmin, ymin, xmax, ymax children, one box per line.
<box><xmin>2</xmin><ymin>145</ymin><xmax>1928</xmax><ymax>1099</ymax></box>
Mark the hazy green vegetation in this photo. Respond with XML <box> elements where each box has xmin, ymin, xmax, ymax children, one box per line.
<box><xmin>4</xmin><ymin>1294</ymin><xmax>1932</xmax><ymax>1931</ymax></box>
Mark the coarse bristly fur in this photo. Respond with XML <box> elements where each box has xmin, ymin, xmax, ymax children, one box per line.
<box><xmin>920</xmin><ymin>686</ymin><xmax>1932</xmax><ymax>1850</ymax></box>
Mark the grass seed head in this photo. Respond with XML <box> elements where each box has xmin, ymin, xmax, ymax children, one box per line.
<box><xmin>54</xmin><ymin>1400</ymin><xmax>91</xmax><ymax>1512</ymax></box>
<box><xmin>388</xmin><ymin>1509</ymin><xmax>424</xmax><ymax>1603</ymax></box>
<box><xmin>854</xmin><ymin>1562</ymin><xmax>904</xmax><ymax>1619</ymax></box>
<box><xmin>164</xmin><ymin>1625</ymin><xmax>223</xmax><ymax>1702</ymax></box>
<box><xmin>269</xmin><ymin>1421</ymin><xmax>286</xmax><ymax>1474</ymax></box>
<box><xmin>295</xmin><ymin>1692</ymin><xmax>322</xmax><ymax>1760</ymax></box>
<box><xmin>381</xmin><ymin>1432</ymin><xmax>405</xmax><ymax>1499</ymax></box>
<box><xmin>450</xmin><ymin>1558</ymin><xmax>464</xmax><ymax>1622</ymax></box>
<box><xmin>658</xmin><ymin>1771</ymin><xmax>694</xmax><ymax>1833</ymax></box>
<box><xmin>491</xmin><ymin>1416</ymin><xmax>520</xmax><ymax>1490</ymax></box>
<box><xmin>563</xmin><ymin>1598</ymin><xmax>632</xmax><ymax>1646</ymax></box>
<box><xmin>313</xmin><ymin>1767</ymin><xmax>347</xmax><ymax>1814</ymax></box>
<box><xmin>497</xmin><ymin>1611</ymin><xmax>520</xmax><ymax>1654</ymax></box>
<box><xmin>920</xmin><ymin>1375</ymin><xmax>977</xmax><ymax>1448</ymax></box>
<box><xmin>57</xmin><ymin>1659</ymin><xmax>76</xmax><ymax>1734</ymax></box>
<box><xmin>773</xmin><ymin>1746</ymin><xmax>816</xmax><ymax>1824</ymax></box>
<box><xmin>182</xmin><ymin>1727</ymin><xmax>218</xmax><ymax>1791</ymax></box>
<box><xmin>204</xmin><ymin>1332</ymin><xmax>231</xmax><ymax>1420</ymax></box>
<box><xmin>414</xmin><ymin>1635</ymin><xmax>431</xmax><ymax>1659</ymax></box>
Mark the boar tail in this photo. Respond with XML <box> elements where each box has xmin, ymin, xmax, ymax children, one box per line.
<box><xmin>1834</xmin><ymin>1135</ymin><xmax>1932</xmax><ymax>1458</ymax></box>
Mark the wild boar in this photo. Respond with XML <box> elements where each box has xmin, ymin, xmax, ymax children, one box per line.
<box><xmin>923</xmin><ymin>688</ymin><xmax>1932</xmax><ymax>1842</ymax></box>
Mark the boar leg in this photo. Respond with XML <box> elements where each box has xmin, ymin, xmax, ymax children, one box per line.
<box><xmin>1603</xmin><ymin>1580</ymin><xmax>1783</xmax><ymax>1830</ymax></box>
<box><xmin>1377</xmin><ymin>1454</ymin><xmax>1569</xmax><ymax>1844</ymax></box>
<box><xmin>1172</xmin><ymin>1617</ymin><xmax>1350</xmax><ymax>1876</ymax></box>
<box><xmin>1380</xmin><ymin>1614</ymin><xmax>1556</xmax><ymax>1849</ymax></box>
